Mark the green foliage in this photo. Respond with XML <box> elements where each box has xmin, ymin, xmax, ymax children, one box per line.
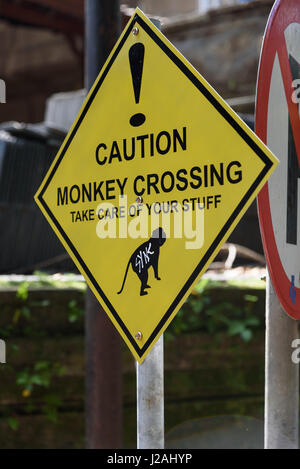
<box><xmin>42</xmin><ymin>395</ymin><xmax>63</xmax><ymax>423</ymax></box>
<box><xmin>0</xmin><ymin>272</ymin><xmax>86</xmax><ymax>291</ymax></box>
<box><xmin>31</xmin><ymin>271</ymin><xmax>86</xmax><ymax>290</ymax></box>
<box><xmin>1</xmin><ymin>282</ymin><xmax>68</xmax><ymax>429</ymax></box>
<box><xmin>16</xmin><ymin>282</ymin><xmax>29</xmax><ymax>301</ymax></box>
<box><xmin>16</xmin><ymin>361</ymin><xmax>65</xmax><ymax>393</ymax></box>
<box><xmin>0</xmin><ymin>274</ymin><xmax>264</xmax><ymax>433</ymax></box>
<box><xmin>7</xmin><ymin>416</ymin><xmax>19</xmax><ymax>431</ymax></box>
<box><xmin>68</xmin><ymin>299</ymin><xmax>84</xmax><ymax>323</ymax></box>
<box><xmin>165</xmin><ymin>279</ymin><xmax>261</xmax><ymax>343</ymax></box>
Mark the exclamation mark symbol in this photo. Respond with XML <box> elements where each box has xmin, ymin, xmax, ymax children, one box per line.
<box><xmin>129</xmin><ymin>43</ymin><xmax>146</xmax><ymax>127</ymax></box>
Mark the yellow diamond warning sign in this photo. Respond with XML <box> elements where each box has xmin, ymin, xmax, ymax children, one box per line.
<box><xmin>35</xmin><ymin>8</ymin><xmax>278</xmax><ymax>362</ymax></box>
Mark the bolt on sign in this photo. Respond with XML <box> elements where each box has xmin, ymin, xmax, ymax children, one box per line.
<box><xmin>257</xmin><ymin>0</ymin><xmax>300</xmax><ymax>319</ymax></box>
<box><xmin>35</xmin><ymin>8</ymin><xmax>278</xmax><ymax>362</ymax></box>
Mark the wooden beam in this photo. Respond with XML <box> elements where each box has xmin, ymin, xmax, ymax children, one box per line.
<box><xmin>0</xmin><ymin>0</ymin><xmax>83</xmax><ymax>35</ymax></box>
<box><xmin>22</xmin><ymin>0</ymin><xmax>84</xmax><ymax>20</ymax></box>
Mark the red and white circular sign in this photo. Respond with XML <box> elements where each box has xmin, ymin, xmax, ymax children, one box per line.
<box><xmin>257</xmin><ymin>0</ymin><xmax>300</xmax><ymax>318</ymax></box>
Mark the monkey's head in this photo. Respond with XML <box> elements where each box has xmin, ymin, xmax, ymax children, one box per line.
<box><xmin>151</xmin><ymin>227</ymin><xmax>166</xmax><ymax>246</ymax></box>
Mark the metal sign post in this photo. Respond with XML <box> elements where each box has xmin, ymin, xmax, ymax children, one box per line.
<box><xmin>135</xmin><ymin>18</ymin><xmax>164</xmax><ymax>450</ymax></box>
<box><xmin>265</xmin><ymin>272</ymin><xmax>299</xmax><ymax>449</ymax></box>
<box><xmin>137</xmin><ymin>335</ymin><xmax>164</xmax><ymax>449</ymax></box>
<box><xmin>84</xmin><ymin>0</ymin><xmax>122</xmax><ymax>449</ymax></box>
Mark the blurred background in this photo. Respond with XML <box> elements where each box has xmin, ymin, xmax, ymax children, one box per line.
<box><xmin>0</xmin><ymin>0</ymin><xmax>273</xmax><ymax>449</ymax></box>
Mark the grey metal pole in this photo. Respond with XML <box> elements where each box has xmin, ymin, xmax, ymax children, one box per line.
<box><xmin>135</xmin><ymin>17</ymin><xmax>164</xmax><ymax>450</ymax></box>
<box><xmin>85</xmin><ymin>0</ymin><xmax>101</xmax><ymax>90</ymax></box>
<box><xmin>84</xmin><ymin>0</ymin><xmax>122</xmax><ymax>449</ymax></box>
<box><xmin>137</xmin><ymin>335</ymin><xmax>164</xmax><ymax>449</ymax></box>
<box><xmin>265</xmin><ymin>271</ymin><xmax>299</xmax><ymax>449</ymax></box>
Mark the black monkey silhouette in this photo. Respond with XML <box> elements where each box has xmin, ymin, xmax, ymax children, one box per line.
<box><xmin>117</xmin><ymin>227</ymin><xmax>166</xmax><ymax>296</ymax></box>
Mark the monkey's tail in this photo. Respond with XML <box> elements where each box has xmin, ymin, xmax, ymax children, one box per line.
<box><xmin>117</xmin><ymin>260</ymin><xmax>130</xmax><ymax>294</ymax></box>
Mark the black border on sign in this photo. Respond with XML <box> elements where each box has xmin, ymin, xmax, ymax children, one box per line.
<box><xmin>38</xmin><ymin>13</ymin><xmax>273</xmax><ymax>358</ymax></box>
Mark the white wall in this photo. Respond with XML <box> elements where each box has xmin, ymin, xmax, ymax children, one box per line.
<box><xmin>124</xmin><ymin>0</ymin><xmax>253</xmax><ymax>18</ymax></box>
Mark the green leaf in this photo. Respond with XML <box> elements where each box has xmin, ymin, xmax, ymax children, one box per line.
<box><xmin>21</xmin><ymin>306</ymin><xmax>31</xmax><ymax>319</ymax></box>
<box><xmin>16</xmin><ymin>282</ymin><xmax>29</xmax><ymax>301</ymax></box>
<box><xmin>191</xmin><ymin>300</ymin><xmax>204</xmax><ymax>314</ymax></box>
<box><xmin>16</xmin><ymin>371</ymin><xmax>29</xmax><ymax>386</ymax></box>
<box><xmin>12</xmin><ymin>309</ymin><xmax>21</xmax><ymax>324</ymax></box>
<box><xmin>244</xmin><ymin>294</ymin><xmax>258</xmax><ymax>303</ymax></box>
<box><xmin>31</xmin><ymin>375</ymin><xmax>48</xmax><ymax>386</ymax></box>
<box><xmin>10</xmin><ymin>344</ymin><xmax>19</xmax><ymax>353</ymax></box>
<box><xmin>241</xmin><ymin>329</ymin><xmax>252</xmax><ymax>342</ymax></box>
<box><xmin>227</xmin><ymin>321</ymin><xmax>245</xmax><ymax>336</ymax></box>
<box><xmin>34</xmin><ymin>361</ymin><xmax>50</xmax><ymax>371</ymax></box>
<box><xmin>7</xmin><ymin>417</ymin><xmax>19</xmax><ymax>431</ymax></box>
<box><xmin>68</xmin><ymin>299</ymin><xmax>83</xmax><ymax>323</ymax></box>
<box><xmin>245</xmin><ymin>317</ymin><xmax>260</xmax><ymax>327</ymax></box>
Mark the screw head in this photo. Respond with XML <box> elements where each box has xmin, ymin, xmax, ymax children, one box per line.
<box><xmin>132</xmin><ymin>27</ymin><xmax>139</xmax><ymax>36</ymax></box>
<box><xmin>135</xmin><ymin>331</ymin><xmax>143</xmax><ymax>340</ymax></box>
<box><xmin>136</xmin><ymin>196</ymin><xmax>143</xmax><ymax>203</ymax></box>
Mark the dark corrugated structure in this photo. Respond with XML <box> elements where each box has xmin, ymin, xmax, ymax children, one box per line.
<box><xmin>0</xmin><ymin>124</ymin><xmax>75</xmax><ymax>273</ymax></box>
